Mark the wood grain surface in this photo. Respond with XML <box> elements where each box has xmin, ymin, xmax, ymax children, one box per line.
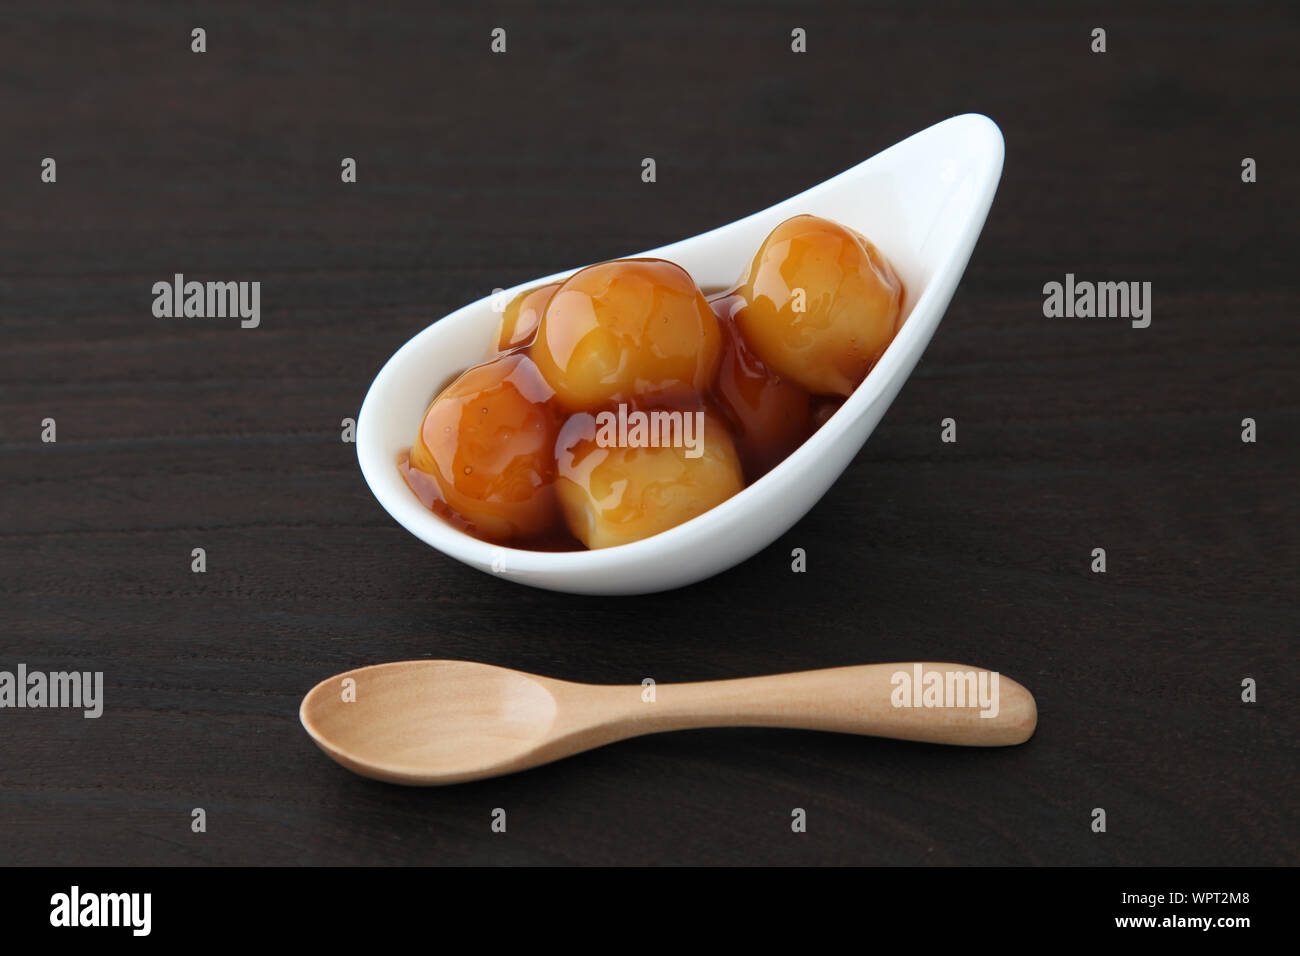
<box><xmin>1</xmin><ymin>1</ymin><xmax>1296</xmax><ymax>865</ymax></box>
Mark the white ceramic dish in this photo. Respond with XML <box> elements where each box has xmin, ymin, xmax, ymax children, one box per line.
<box><xmin>356</xmin><ymin>113</ymin><xmax>1004</xmax><ymax>595</ymax></box>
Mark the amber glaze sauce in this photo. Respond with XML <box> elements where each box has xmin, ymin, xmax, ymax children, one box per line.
<box><xmin>398</xmin><ymin>216</ymin><xmax>902</xmax><ymax>552</ymax></box>
<box><xmin>398</xmin><ymin>295</ymin><xmax>840</xmax><ymax>552</ymax></box>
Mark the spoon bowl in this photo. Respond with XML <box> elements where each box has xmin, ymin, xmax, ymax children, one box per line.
<box><xmin>356</xmin><ymin>114</ymin><xmax>1005</xmax><ymax>594</ymax></box>
<box><xmin>301</xmin><ymin>661</ymin><xmax>560</xmax><ymax>784</ymax></box>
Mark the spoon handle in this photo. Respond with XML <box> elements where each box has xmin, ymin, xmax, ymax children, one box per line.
<box><xmin>605</xmin><ymin>663</ymin><xmax>1035</xmax><ymax>746</ymax></box>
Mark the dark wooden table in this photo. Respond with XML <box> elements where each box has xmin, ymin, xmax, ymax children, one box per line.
<box><xmin>2</xmin><ymin>1</ymin><xmax>1296</xmax><ymax>865</ymax></box>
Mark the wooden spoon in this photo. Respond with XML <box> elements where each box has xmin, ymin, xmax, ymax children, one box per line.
<box><xmin>300</xmin><ymin>660</ymin><xmax>1037</xmax><ymax>785</ymax></box>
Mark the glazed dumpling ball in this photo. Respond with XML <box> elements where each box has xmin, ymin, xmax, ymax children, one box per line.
<box><xmin>734</xmin><ymin>215</ymin><xmax>903</xmax><ymax>397</ymax></box>
<box><xmin>554</xmin><ymin>408</ymin><xmax>743</xmax><ymax>549</ymax></box>
<box><xmin>495</xmin><ymin>282</ymin><xmax>560</xmax><ymax>352</ymax></box>
<box><xmin>530</xmin><ymin>258</ymin><xmax>722</xmax><ymax>412</ymax></box>
<box><xmin>408</xmin><ymin>353</ymin><xmax>560</xmax><ymax>542</ymax></box>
